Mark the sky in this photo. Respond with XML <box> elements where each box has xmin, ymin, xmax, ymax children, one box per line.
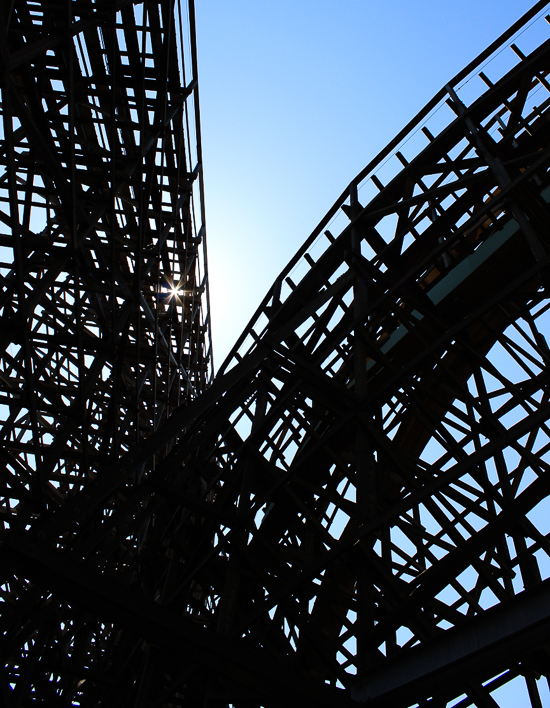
<box><xmin>194</xmin><ymin>0</ymin><xmax>549</xmax><ymax>369</ymax></box>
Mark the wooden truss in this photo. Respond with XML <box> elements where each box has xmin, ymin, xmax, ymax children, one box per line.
<box><xmin>3</xmin><ymin>1</ymin><xmax>550</xmax><ymax>707</ymax></box>
<box><xmin>0</xmin><ymin>0</ymin><xmax>211</xmax><ymax>518</ymax></box>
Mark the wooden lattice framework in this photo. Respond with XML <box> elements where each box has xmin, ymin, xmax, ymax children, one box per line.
<box><xmin>4</xmin><ymin>1</ymin><xmax>550</xmax><ymax>707</ymax></box>
<box><xmin>0</xmin><ymin>0</ymin><xmax>213</xmax><ymax>701</ymax></box>
<box><xmin>0</xmin><ymin>0</ymin><xmax>211</xmax><ymax>526</ymax></box>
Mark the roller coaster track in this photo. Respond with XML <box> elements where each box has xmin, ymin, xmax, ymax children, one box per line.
<box><xmin>3</xmin><ymin>1</ymin><xmax>550</xmax><ymax>706</ymax></box>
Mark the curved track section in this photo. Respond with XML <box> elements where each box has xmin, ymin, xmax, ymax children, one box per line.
<box><xmin>4</xmin><ymin>2</ymin><xmax>550</xmax><ymax>706</ymax></box>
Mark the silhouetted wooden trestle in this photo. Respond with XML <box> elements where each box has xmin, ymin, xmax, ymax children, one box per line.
<box><xmin>0</xmin><ymin>0</ymin><xmax>213</xmax><ymax>702</ymax></box>
<box><xmin>3</xmin><ymin>1</ymin><xmax>550</xmax><ymax>706</ymax></box>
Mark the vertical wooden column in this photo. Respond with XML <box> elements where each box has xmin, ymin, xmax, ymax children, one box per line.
<box><xmin>350</xmin><ymin>182</ymin><xmax>377</xmax><ymax>672</ymax></box>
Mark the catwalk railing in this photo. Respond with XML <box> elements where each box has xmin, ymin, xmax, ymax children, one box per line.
<box><xmin>4</xmin><ymin>1</ymin><xmax>550</xmax><ymax>707</ymax></box>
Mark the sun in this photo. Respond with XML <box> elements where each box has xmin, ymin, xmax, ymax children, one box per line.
<box><xmin>160</xmin><ymin>277</ymin><xmax>185</xmax><ymax>305</ymax></box>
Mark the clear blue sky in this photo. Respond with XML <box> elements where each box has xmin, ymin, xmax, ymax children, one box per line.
<box><xmin>195</xmin><ymin>0</ymin><xmax>546</xmax><ymax>367</ymax></box>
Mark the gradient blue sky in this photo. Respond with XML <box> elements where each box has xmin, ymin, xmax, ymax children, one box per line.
<box><xmin>195</xmin><ymin>0</ymin><xmax>546</xmax><ymax>367</ymax></box>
